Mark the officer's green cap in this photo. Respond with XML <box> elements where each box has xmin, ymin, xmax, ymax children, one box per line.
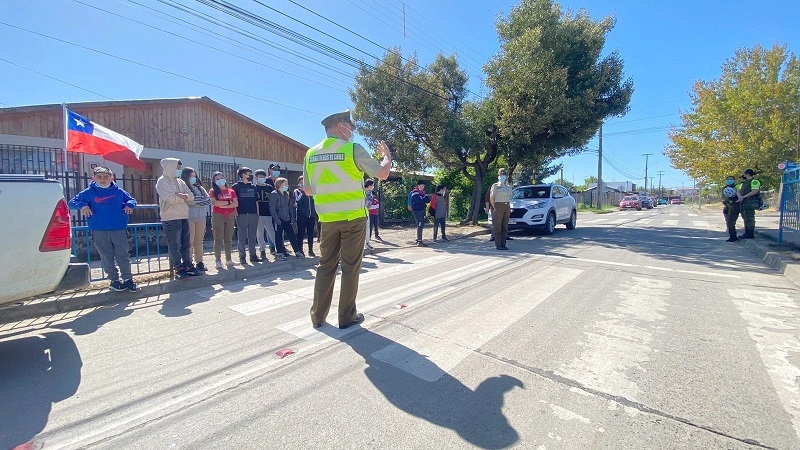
<box><xmin>321</xmin><ymin>110</ymin><xmax>352</xmax><ymax>128</ymax></box>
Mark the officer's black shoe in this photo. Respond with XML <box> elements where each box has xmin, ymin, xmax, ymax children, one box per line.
<box><xmin>726</xmin><ymin>236</ymin><xmax>739</xmax><ymax>242</ymax></box>
<box><xmin>738</xmin><ymin>233</ymin><xmax>754</xmax><ymax>240</ymax></box>
<box><xmin>250</xmin><ymin>254</ymin><xmax>263</xmax><ymax>263</ymax></box>
<box><xmin>260</xmin><ymin>250</ymin><xmax>267</xmax><ymax>260</ymax></box>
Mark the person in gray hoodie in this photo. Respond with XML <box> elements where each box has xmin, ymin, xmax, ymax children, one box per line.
<box><xmin>156</xmin><ymin>158</ymin><xmax>196</xmax><ymax>278</ymax></box>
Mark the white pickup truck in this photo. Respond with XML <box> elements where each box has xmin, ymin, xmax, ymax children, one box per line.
<box><xmin>0</xmin><ymin>174</ymin><xmax>90</xmax><ymax>306</ymax></box>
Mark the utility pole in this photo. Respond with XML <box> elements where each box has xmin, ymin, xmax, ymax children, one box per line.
<box><xmin>596</xmin><ymin>124</ymin><xmax>603</xmax><ymax>209</ymax></box>
<box><xmin>650</xmin><ymin>177</ymin><xmax>654</xmax><ymax>195</ymax></box>
<box><xmin>560</xmin><ymin>167</ymin><xmax>564</xmax><ymax>185</ymax></box>
<box><xmin>657</xmin><ymin>170</ymin><xmax>665</xmax><ymax>199</ymax></box>
<box><xmin>642</xmin><ymin>153</ymin><xmax>652</xmax><ymax>194</ymax></box>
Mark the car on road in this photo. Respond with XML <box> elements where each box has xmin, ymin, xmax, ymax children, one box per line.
<box><xmin>619</xmin><ymin>195</ymin><xmax>642</xmax><ymax>211</ymax></box>
<box><xmin>649</xmin><ymin>197</ymin><xmax>657</xmax><ymax>208</ymax></box>
<box><xmin>669</xmin><ymin>198</ymin><xmax>681</xmax><ymax>204</ymax></box>
<box><xmin>640</xmin><ymin>196</ymin><xmax>653</xmax><ymax>209</ymax></box>
<box><xmin>657</xmin><ymin>198</ymin><xmax>668</xmax><ymax>205</ymax></box>
<box><xmin>507</xmin><ymin>184</ymin><xmax>577</xmax><ymax>234</ymax></box>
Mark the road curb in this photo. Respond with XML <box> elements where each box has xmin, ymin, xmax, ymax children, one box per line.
<box><xmin>741</xmin><ymin>233</ymin><xmax>800</xmax><ymax>289</ymax></box>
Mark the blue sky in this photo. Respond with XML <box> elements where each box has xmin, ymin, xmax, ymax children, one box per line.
<box><xmin>1</xmin><ymin>0</ymin><xmax>798</xmax><ymax>190</ymax></box>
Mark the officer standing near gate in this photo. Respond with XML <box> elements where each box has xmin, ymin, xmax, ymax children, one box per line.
<box><xmin>304</xmin><ymin>111</ymin><xmax>392</xmax><ymax>329</ymax></box>
<box><xmin>737</xmin><ymin>168</ymin><xmax>761</xmax><ymax>239</ymax></box>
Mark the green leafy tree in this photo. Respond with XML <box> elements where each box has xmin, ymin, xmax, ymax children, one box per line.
<box><xmin>666</xmin><ymin>44</ymin><xmax>800</xmax><ymax>189</ymax></box>
<box><xmin>351</xmin><ymin>50</ymin><xmax>496</xmax><ymax>224</ymax></box>
<box><xmin>486</xmin><ymin>0</ymin><xmax>633</xmax><ymax>180</ymax></box>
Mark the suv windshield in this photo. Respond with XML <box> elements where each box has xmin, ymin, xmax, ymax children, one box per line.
<box><xmin>512</xmin><ymin>186</ymin><xmax>551</xmax><ymax>199</ymax></box>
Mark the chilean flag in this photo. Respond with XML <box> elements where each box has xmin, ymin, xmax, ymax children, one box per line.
<box><xmin>66</xmin><ymin>109</ymin><xmax>146</xmax><ymax>170</ymax></box>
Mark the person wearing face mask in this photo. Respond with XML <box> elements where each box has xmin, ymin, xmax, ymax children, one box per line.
<box><xmin>304</xmin><ymin>110</ymin><xmax>392</xmax><ymax>330</ymax></box>
<box><xmin>209</xmin><ymin>172</ymin><xmax>238</xmax><ymax>268</ymax></box>
<box><xmin>69</xmin><ymin>167</ymin><xmax>139</xmax><ymax>291</ymax></box>
<box><xmin>737</xmin><ymin>168</ymin><xmax>761</xmax><ymax>239</ymax></box>
<box><xmin>721</xmin><ymin>175</ymin><xmax>741</xmax><ymax>242</ymax></box>
<box><xmin>267</xmin><ymin>163</ymin><xmax>282</xmax><ymax>188</ymax></box>
<box><xmin>181</xmin><ymin>167</ymin><xmax>212</xmax><ymax>271</ymax></box>
<box><xmin>294</xmin><ymin>175</ymin><xmax>317</xmax><ymax>257</ymax></box>
<box><xmin>231</xmin><ymin>167</ymin><xmax>262</xmax><ymax>264</ymax></box>
<box><xmin>254</xmin><ymin>169</ymin><xmax>277</xmax><ymax>260</ymax></box>
<box><xmin>156</xmin><ymin>158</ymin><xmax>197</xmax><ymax>278</ymax></box>
<box><xmin>490</xmin><ymin>168</ymin><xmax>513</xmax><ymax>250</ymax></box>
<box><xmin>269</xmin><ymin>177</ymin><xmax>304</xmax><ymax>260</ymax></box>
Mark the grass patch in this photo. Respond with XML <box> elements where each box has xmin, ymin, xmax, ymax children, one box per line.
<box><xmin>577</xmin><ymin>204</ymin><xmax>618</xmax><ymax>214</ymax></box>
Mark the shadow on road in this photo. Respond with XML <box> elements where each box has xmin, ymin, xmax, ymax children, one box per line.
<box><xmin>327</xmin><ymin>327</ymin><xmax>524</xmax><ymax>449</ymax></box>
<box><xmin>0</xmin><ymin>331</ymin><xmax>82</xmax><ymax>449</ymax></box>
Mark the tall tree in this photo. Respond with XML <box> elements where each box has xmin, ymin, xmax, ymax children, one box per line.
<box><xmin>351</xmin><ymin>50</ymin><xmax>498</xmax><ymax>223</ymax></box>
<box><xmin>666</xmin><ymin>44</ymin><xmax>800</xmax><ymax>189</ymax></box>
<box><xmin>485</xmin><ymin>0</ymin><xmax>633</xmax><ymax>179</ymax></box>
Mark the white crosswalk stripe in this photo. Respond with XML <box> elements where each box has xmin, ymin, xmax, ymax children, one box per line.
<box><xmin>663</xmin><ymin>219</ymin><xmax>678</xmax><ymax>226</ymax></box>
<box><xmin>276</xmin><ymin>256</ymin><xmax>511</xmax><ymax>339</ymax></box>
<box><xmin>371</xmin><ymin>266</ymin><xmax>582</xmax><ymax>381</ymax></box>
<box><xmin>729</xmin><ymin>289</ymin><xmax>800</xmax><ymax>441</ymax></box>
<box><xmin>227</xmin><ymin>254</ymin><xmax>454</xmax><ymax>316</ymax></box>
<box><xmin>557</xmin><ymin>277</ymin><xmax>671</xmax><ymax>402</ymax></box>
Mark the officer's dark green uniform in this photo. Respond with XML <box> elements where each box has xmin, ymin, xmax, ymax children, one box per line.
<box><xmin>738</xmin><ymin>168</ymin><xmax>761</xmax><ymax>239</ymax></box>
<box><xmin>721</xmin><ymin>177</ymin><xmax>740</xmax><ymax>242</ymax></box>
<box><xmin>305</xmin><ymin>111</ymin><xmax>383</xmax><ymax>329</ymax></box>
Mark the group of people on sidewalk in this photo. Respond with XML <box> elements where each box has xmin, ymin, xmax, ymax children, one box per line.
<box><xmin>67</xmin><ymin>159</ymin><xmax>322</xmax><ymax>288</ymax></box>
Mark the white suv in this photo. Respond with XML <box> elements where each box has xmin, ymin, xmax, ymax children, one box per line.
<box><xmin>506</xmin><ymin>184</ymin><xmax>577</xmax><ymax>234</ymax></box>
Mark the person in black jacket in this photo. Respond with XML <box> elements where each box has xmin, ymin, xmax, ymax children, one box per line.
<box><xmin>409</xmin><ymin>180</ymin><xmax>431</xmax><ymax>247</ymax></box>
<box><xmin>294</xmin><ymin>175</ymin><xmax>317</xmax><ymax>257</ymax></box>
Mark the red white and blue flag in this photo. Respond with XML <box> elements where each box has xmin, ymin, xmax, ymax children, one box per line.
<box><xmin>66</xmin><ymin>109</ymin><xmax>146</xmax><ymax>170</ymax></box>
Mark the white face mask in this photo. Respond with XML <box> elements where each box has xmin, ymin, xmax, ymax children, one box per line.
<box><xmin>175</xmin><ymin>169</ymin><xmax>183</xmax><ymax>178</ymax></box>
<box><xmin>281</xmin><ymin>185</ymin><xmax>289</xmax><ymax>192</ymax></box>
<box><xmin>215</xmin><ymin>179</ymin><xmax>226</xmax><ymax>187</ymax></box>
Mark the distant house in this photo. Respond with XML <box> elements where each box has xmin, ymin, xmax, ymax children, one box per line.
<box><xmin>588</xmin><ymin>181</ymin><xmax>638</xmax><ymax>193</ymax></box>
<box><xmin>0</xmin><ymin>97</ymin><xmax>308</xmax><ymax>203</ymax></box>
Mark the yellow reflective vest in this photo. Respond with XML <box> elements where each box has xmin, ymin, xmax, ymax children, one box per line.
<box><xmin>305</xmin><ymin>138</ymin><xmax>367</xmax><ymax>222</ymax></box>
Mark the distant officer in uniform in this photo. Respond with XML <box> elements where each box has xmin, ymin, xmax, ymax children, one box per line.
<box><xmin>304</xmin><ymin>110</ymin><xmax>392</xmax><ymax>329</ymax></box>
<box><xmin>721</xmin><ymin>175</ymin><xmax>740</xmax><ymax>242</ymax></box>
<box><xmin>737</xmin><ymin>168</ymin><xmax>760</xmax><ymax>239</ymax></box>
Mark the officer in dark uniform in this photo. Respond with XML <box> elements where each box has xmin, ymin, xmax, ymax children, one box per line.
<box><xmin>721</xmin><ymin>175</ymin><xmax>740</xmax><ymax>242</ymax></box>
<box><xmin>737</xmin><ymin>168</ymin><xmax>761</xmax><ymax>239</ymax></box>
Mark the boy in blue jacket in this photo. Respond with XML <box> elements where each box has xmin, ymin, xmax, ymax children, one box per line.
<box><xmin>69</xmin><ymin>167</ymin><xmax>139</xmax><ymax>292</ymax></box>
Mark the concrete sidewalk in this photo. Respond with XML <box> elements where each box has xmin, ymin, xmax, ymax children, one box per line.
<box><xmin>0</xmin><ymin>222</ymin><xmax>489</xmax><ymax>324</ymax></box>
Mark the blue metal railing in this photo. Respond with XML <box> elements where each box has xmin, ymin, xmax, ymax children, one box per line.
<box><xmin>778</xmin><ymin>162</ymin><xmax>800</xmax><ymax>243</ymax></box>
<box><xmin>71</xmin><ymin>222</ymin><xmax>170</xmax><ymax>281</ymax></box>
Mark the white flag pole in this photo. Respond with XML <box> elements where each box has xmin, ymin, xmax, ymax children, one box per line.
<box><xmin>62</xmin><ymin>104</ymin><xmax>69</xmax><ymax>179</ymax></box>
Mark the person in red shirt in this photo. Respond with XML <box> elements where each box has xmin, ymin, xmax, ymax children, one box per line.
<box><xmin>209</xmin><ymin>171</ymin><xmax>238</xmax><ymax>269</ymax></box>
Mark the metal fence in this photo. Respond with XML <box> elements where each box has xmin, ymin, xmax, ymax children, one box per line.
<box><xmin>72</xmin><ymin>223</ymin><xmax>172</xmax><ymax>281</ymax></box>
<box><xmin>779</xmin><ymin>165</ymin><xmax>800</xmax><ymax>243</ymax></box>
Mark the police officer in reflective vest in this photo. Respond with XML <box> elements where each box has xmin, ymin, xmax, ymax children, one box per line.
<box><xmin>737</xmin><ymin>168</ymin><xmax>761</xmax><ymax>239</ymax></box>
<box><xmin>304</xmin><ymin>110</ymin><xmax>392</xmax><ymax>329</ymax></box>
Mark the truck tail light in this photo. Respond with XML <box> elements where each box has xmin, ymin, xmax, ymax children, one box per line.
<box><xmin>40</xmin><ymin>199</ymin><xmax>72</xmax><ymax>252</ymax></box>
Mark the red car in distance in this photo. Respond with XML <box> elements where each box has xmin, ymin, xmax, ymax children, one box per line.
<box><xmin>619</xmin><ymin>195</ymin><xmax>642</xmax><ymax>211</ymax></box>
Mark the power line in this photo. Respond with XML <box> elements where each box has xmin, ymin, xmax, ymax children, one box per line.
<box><xmin>0</xmin><ymin>21</ymin><xmax>320</xmax><ymax>115</ymax></box>
<box><xmin>195</xmin><ymin>0</ymin><xmax>451</xmax><ymax>102</ymax></box>
<box><xmin>74</xmin><ymin>0</ymin><xmax>351</xmax><ymax>93</ymax></box>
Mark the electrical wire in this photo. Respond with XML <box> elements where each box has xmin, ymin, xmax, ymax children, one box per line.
<box><xmin>75</xmin><ymin>0</ymin><xmax>351</xmax><ymax>93</ymax></box>
<box><xmin>0</xmin><ymin>22</ymin><xmax>320</xmax><ymax>115</ymax></box>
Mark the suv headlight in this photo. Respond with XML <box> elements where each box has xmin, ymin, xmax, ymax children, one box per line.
<box><xmin>530</xmin><ymin>202</ymin><xmax>547</xmax><ymax>209</ymax></box>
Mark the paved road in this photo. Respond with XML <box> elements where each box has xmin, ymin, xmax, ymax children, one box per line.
<box><xmin>2</xmin><ymin>205</ymin><xmax>799</xmax><ymax>449</ymax></box>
